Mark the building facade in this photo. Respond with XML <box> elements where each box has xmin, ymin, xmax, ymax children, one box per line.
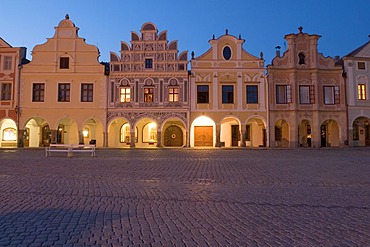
<box><xmin>190</xmin><ymin>31</ymin><xmax>267</xmax><ymax>148</ymax></box>
<box><xmin>108</xmin><ymin>23</ymin><xmax>189</xmax><ymax>148</ymax></box>
<box><xmin>19</xmin><ymin>15</ymin><xmax>107</xmax><ymax>147</ymax></box>
<box><xmin>267</xmin><ymin>27</ymin><xmax>347</xmax><ymax>148</ymax></box>
<box><xmin>0</xmin><ymin>38</ymin><xmax>27</xmax><ymax>147</ymax></box>
<box><xmin>343</xmin><ymin>37</ymin><xmax>370</xmax><ymax>147</ymax></box>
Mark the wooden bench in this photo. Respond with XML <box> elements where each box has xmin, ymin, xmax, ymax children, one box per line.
<box><xmin>45</xmin><ymin>144</ymin><xmax>96</xmax><ymax>157</ymax></box>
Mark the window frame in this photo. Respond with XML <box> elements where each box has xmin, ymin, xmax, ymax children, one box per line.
<box><xmin>357</xmin><ymin>62</ymin><xmax>366</xmax><ymax>70</ymax></box>
<box><xmin>144</xmin><ymin>87</ymin><xmax>154</xmax><ymax>102</ymax></box>
<box><xmin>358</xmin><ymin>84</ymin><xmax>367</xmax><ymax>100</ymax></box>
<box><xmin>142</xmin><ymin>123</ymin><xmax>157</xmax><ymax>143</ymax></box>
<box><xmin>32</xmin><ymin>83</ymin><xmax>45</xmax><ymax>102</ymax></box>
<box><xmin>120</xmin><ymin>87</ymin><xmax>131</xmax><ymax>103</ymax></box>
<box><xmin>246</xmin><ymin>85</ymin><xmax>258</xmax><ymax>104</ymax></box>
<box><xmin>323</xmin><ymin>86</ymin><xmax>340</xmax><ymax>105</ymax></box>
<box><xmin>299</xmin><ymin>85</ymin><xmax>311</xmax><ymax>104</ymax></box>
<box><xmin>168</xmin><ymin>87</ymin><xmax>179</xmax><ymax>102</ymax></box>
<box><xmin>1</xmin><ymin>82</ymin><xmax>12</xmax><ymax>100</ymax></box>
<box><xmin>3</xmin><ymin>56</ymin><xmax>12</xmax><ymax>70</ymax></box>
<box><xmin>144</xmin><ymin>58</ymin><xmax>153</xmax><ymax>69</ymax></box>
<box><xmin>276</xmin><ymin>85</ymin><xmax>291</xmax><ymax>104</ymax></box>
<box><xmin>59</xmin><ymin>57</ymin><xmax>70</xmax><ymax>69</ymax></box>
<box><xmin>222</xmin><ymin>85</ymin><xmax>234</xmax><ymax>104</ymax></box>
<box><xmin>81</xmin><ymin>83</ymin><xmax>94</xmax><ymax>102</ymax></box>
<box><xmin>58</xmin><ymin>83</ymin><xmax>71</xmax><ymax>102</ymax></box>
<box><xmin>197</xmin><ymin>85</ymin><xmax>209</xmax><ymax>104</ymax></box>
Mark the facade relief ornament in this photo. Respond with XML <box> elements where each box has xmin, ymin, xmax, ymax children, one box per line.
<box><xmin>220</xmin><ymin>73</ymin><xmax>237</xmax><ymax>82</ymax></box>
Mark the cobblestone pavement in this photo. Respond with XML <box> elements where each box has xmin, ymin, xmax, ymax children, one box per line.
<box><xmin>0</xmin><ymin>148</ymin><xmax>370</xmax><ymax>246</ymax></box>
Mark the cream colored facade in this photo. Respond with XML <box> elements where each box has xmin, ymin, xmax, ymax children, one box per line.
<box><xmin>108</xmin><ymin>23</ymin><xmax>189</xmax><ymax>148</ymax></box>
<box><xmin>19</xmin><ymin>15</ymin><xmax>107</xmax><ymax>147</ymax></box>
<box><xmin>343</xmin><ymin>37</ymin><xmax>370</xmax><ymax>147</ymax></box>
<box><xmin>267</xmin><ymin>27</ymin><xmax>346</xmax><ymax>148</ymax></box>
<box><xmin>0</xmin><ymin>38</ymin><xmax>27</xmax><ymax>147</ymax></box>
<box><xmin>190</xmin><ymin>31</ymin><xmax>267</xmax><ymax>147</ymax></box>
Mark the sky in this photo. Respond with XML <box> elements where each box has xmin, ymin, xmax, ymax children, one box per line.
<box><xmin>1</xmin><ymin>0</ymin><xmax>370</xmax><ymax>65</ymax></box>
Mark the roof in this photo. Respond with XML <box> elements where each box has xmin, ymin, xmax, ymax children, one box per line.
<box><xmin>344</xmin><ymin>39</ymin><xmax>370</xmax><ymax>58</ymax></box>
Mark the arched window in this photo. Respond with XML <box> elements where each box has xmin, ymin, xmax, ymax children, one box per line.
<box><xmin>298</xmin><ymin>53</ymin><xmax>306</xmax><ymax>65</ymax></box>
<box><xmin>120</xmin><ymin>123</ymin><xmax>138</xmax><ymax>143</ymax></box>
<box><xmin>2</xmin><ymin>128</ymin><xmax>16</xmax><ymax>141</ymax></box>
<box><xmin>143</xmin><ymin>122</ymin><xmax>157</xmax><ymax>143</ymax></box>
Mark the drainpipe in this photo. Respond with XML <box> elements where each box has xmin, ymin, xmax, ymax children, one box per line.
<box><xmin>16</xmin><ymin>63</ymin><xmax>23</xmax><ymax>147</ymax></box>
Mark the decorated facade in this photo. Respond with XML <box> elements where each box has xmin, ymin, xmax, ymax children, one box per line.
<box><xmin>19</xmin><ymin>15</ymin><xmax>107</xmax><ymax>148</ymax></box>
<box><xmin>267</xmin><ymin>27</ymin><xmax>346</xmax><ymax>148</ymax></box>
<box><xmin>343</xmin><ymin>37</ymin><xmax>370</xmax><ymax>147</ymax></box>
<box><xmin>190</xmin><ymin>30</ymin><xmax>267</xmax><ymax>147</ymax></box>
<box><xmin>108</xmin><ymin>23</ymin><xmax>189</xmax><ymax>148</ymax></box>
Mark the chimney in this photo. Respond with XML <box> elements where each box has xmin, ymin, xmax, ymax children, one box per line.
<box><xmin>275</xmin><ymin>46</ymin><xmax>281</xmax><ymax>57</ymax></box>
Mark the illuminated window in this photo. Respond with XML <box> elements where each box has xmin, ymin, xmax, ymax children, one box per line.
<box><xmin>1</xmin><ymin>83</ymin><xmax>11</xmax><ymax>100</ymax></box>
<box><xmin>143</xmin><ymin>122</ymin><xmax>157</xmax><ymax>142</ymax></box>
<box><xmin>120</xmin><ymin>87</ymin><xmax>131</xmax><ymax>102</ymax></box>
<box><xmin>3</xmin><ymin>128</ymin><xmax>16</xmax><ymax>141</ymax></box>
<box><xmin>144</xmin><ymin>88</ymin><xmax>154</xmax><ymax>102</ymax></box>
<box><xmin>120</xmin><ymin>123</ymin><xmax>138</xmax><ymax>143</ymax></box>
<box><xmin>169</xmin><ymin>87</ymin><xmax>179</xmax><ymax>102</ymax></box>
<box><xmin>358</xmin><ymin>84</ymin><xmax>366</xmax><ymax>100</ymax></box>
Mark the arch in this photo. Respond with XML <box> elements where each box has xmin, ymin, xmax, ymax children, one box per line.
<box><xmin>0</xmin><ymin>118</ymin><xmax>17</xmax><ymax>148</ymax></box>
<box><xmin>246</xmin><ymin>116</ymin><xmax>267</xmax><ymax>148</ymax></box>
<box><xmin>121</xmin><ymin>42</ymin><xmax>130</xmax><ymax>51</ymax></box>
<box><xmin>220</xmin><ymin>116</ymin><xmax>241</xmax><ymax>147</ymax></box>
<box><xmin>191</xmin><ymin>116</ymin><xmax>216</xmax><ymax>147</ymax></box>
<box><xmin>320</xmin><ymin>119</ymin><xmax>340</xmax><ymax>147</ymax></box>
<box><xmin>275</xmin><ymin>119</ymin><xmax>290</xmax><ymax>148</ymax></box>
<box><xmin>298</xmin><ymin>52</ymin><xmax>306</xmax><ymax>65</ymax></box>
<box><xmin>168</xmin><ymin>41</ymin><xmax>178</xmax><ymax>50</ymax></box>
<box><xmin>107</xmin><ymin>117</ymin><xmax>132</xmax><ymax>148</ymax></box>
<box><xmin>161</xmin><ymin>117</ymin><xmax>187</xmax><ymax>147</ymax></box>
<box><xmin>81</xmin><ymin>118</ymin><xmax>104</xmax><ymax>147</ymax></box>
<box><xmin>141</xmin><ymin>22</ymin><xmax>157</xmax><ymax>31</ymax></box>
<box><xmin>55</xmin><ymin>117</ymin><xmax>79</xmax><ymax>145</ymax></box>
<box><xmin>24</xmin><ymin>117</ymin><xmax>50</xmax><ymax>147</ymax></box>
<box><xmin>110</xmin><ymin>52</ymin><xmax>120</xmax><ymax>62</ymax></box>
<box><xmin>179</xmin><ymin>51</ymin><xmax>188</xmax><ymax>61</ymax></box>
<box><xmin>131</xmin><ymin>32</ymin><xmax>140</xmax><ymax>41</ymax></box>
<box><xmin>158</xmin><ymin>31</ymin><xmax>167</xmax><ymax>41</ymax></box>
<box><xmin>351</xmin><ymin>117</ymin><xmax>370</xmax><ymax>147</ymax></box>
<box><xmin>298</xmin><ymin>119</ymin><xmax>312</xmax><ymax>147</ymax></box>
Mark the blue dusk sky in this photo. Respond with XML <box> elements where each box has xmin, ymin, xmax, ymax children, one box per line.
<box><xmin>1</xmin><ymin>0</ymin><xmax>369</xmax><ymax>65</ymax></box>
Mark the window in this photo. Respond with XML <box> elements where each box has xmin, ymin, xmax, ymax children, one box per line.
<box><xmin>276</xmin><ymin>85</ymin><xmax>291</xmax><ymax>104</ymax></box>
<box><xmin>169</xmin><ymin>87</ymin><xmax>179</xmax><ymax>102</ymax></box>
<box><xmin>143</xmin><ymin>123</ymin><xmax>157</xmax><ymax>143</ymax></box>
<box><xmin>2</xmin><ymin>128</ymin><xmax>16</xmax><ymax>141</ymax></box>
<box><xmin>81</xmin><ymin>83</ymin><xmax>93</xmax><ymax>102</ymax></box>
<box><xmin>3</xmin><ymin>56</ymin><xmax>12</xmax><ymax>70</ymax></box>
<box><xmin>223</xmin><ymin>46</ymin><xmax>232</xmax><ymax>60</ymax></box>
<box><xmin>58</xmin><ymin>83</ymin><xmax>70</xmax><ymax>102</ymax></box>
<box><xmin>120</xmin><ymin>124</ymin><xmax>138</xmax><ymax>143</ymax></box>
<box><xmin>222</xmin><ymin>85</ymin><xmax>234</xmax><ymax>104</ymax></box>
<box><xmin>197</xmin><ymin>85</ymin><xmax>209</xmax><ymax>103</ymax></box>
<box><xmin>358</xmin><ymin>62</ymin><xmax>366</xmax><ymax>70</ymax></box>
<box><xmin>60</xmin><ymin>57</ymin><xmax>69</xmax><ymax>69</ymax></box>
<box><xmin>120</xmin><ymin>87</ymin><xmax>131</xmax><ymax>102</ymax></box>
<box><xmin>144</xmin><ymin>87</ymin><xmax>153</xmax><ymax>102</ymax></box>
<box><xmin>324</xmin><ymin>86</ymin><xmax>340</xmax><ymax>105</ymax></box>
<box><xmin>298</xmin><ymin>53</ymin><xmax>305</xmax><ymax>65</ymax></box>
<box><xmin>32</xmin><ymin>83</ymin><xmax>45</xmax><ymax>102</ymax></box>
<box><xmin>145</xmin><ymin>58</ymin><xmax>153</xmax><ymax>69</ymax></box>
<box><xmin>1</xmin><ymin>83</ymin><xmax>12</xmax><ymax>100</ymax></box>
<box><xmin>299</xmin><ymin>86</ymin><xmax>311</xmax><ymax>104</ymax></box>
<box><xmin>246</xmin><ymin>85</ymin><xmax>258</xmax><ymax>104</ymax></box>
<box><xmin>358</xmin><ymin>84</ymin><xmax>366</xmax><ymax>100</ymax></box>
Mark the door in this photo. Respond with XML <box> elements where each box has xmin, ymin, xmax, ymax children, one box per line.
<box><xmin>56</xmin><ymin>125</ymin><xmax>64</xmax><ymax>144</ymax></box>
<box><xmin>194</xmin><ymin>126</ymin><xmax>213</xmax><ymax>147</ymax></box>
<box><xmin>164</xmin><ymin>125</ymin><xmax>183</xmax><ymax>147</ymax></box>
<box><xmin>231</xmin><ymin>125</ymin><xmax>239</xmax><ymax>146</ymax></box>
<box><xmin>41</xmin><ymin>125</ymin><xmax>51</xmax><ymax>147</ymax></box>
<box><xmin>321</xmin><ymin>124</ymin><xmax>327</xmax><ymax>147</ymax></box>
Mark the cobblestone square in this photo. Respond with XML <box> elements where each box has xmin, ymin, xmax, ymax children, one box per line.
<box><xmin>0</xmin><ymin>148</ymin><xmax>370</xmax><ymax>246</ymax></box>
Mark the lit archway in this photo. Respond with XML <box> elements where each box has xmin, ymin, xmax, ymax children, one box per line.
<box><xmin>191</xmin><ymin>116</ymin><xmax>216</xmax><ymax>147</ymax></box>
<box><xmin>246</xmin><ymin>117</ymin><xmax>266</xmax><ymax>148</ymax></box>
<box><xmin>352</xmin><ymin>117</ymin><xmax>370</xmax><ymax>147</ymax></box>
<box><xmin>299</xmin><ymin>119</ymin><xmax>312</xmax><ymax>147</ymax></box>
<box><xmin>0</xmin><ymin>118</ymin><xmax>17</xmax><ymax>148</ymax></box>
<box><xmin>320</xmin><ymin>119</ymin><xmax>340</xmax><ymax>147</ymax></box>
<box><xmin>275</xmin><ymin>119</ymin><xmax>289</xmax><ymax>148</ymax></box>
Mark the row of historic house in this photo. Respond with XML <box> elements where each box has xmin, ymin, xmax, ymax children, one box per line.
<box><xmin>1</xmin><ymin>15</ymin><xmax>370</xmax><ymax>148</ymax></box>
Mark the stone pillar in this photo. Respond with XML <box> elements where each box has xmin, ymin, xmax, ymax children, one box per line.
<box><xmin>130</xmin><ymin>131</ymin><xmax>135</xmax><ymax>148</ymax></box>
<box><xmin>240</xmin><ymin>125</ymin><xmax>246</xmax><ymax>147</ymax></box>
<box><xmin>215</xmin><ymin>124</ymin><xmax>221</xmax><ymax>147</ymax></box>
<box><xmin>50</xmin><ymin>129</ymin><xmax>57</xmax><ymax>144</ymax></box>
<box><xmin>156</xmin><ymin>130</ymin><xmax>162</xmax><ymax>147</ymax></box>
<box><xmin>17</xmin><ymin>129</ymin><xmax>24</xmax><ymax>147</ymax></box>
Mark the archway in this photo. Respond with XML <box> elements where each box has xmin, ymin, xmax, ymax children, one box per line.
<box><xmin>56</xmin><ymin>118</ymin><xmax>78</xmax><ymax>145</ymax></box>
<box><xmin>352</xmin><ymin>117</ymin><xmax>370</xmax><ymax>147</ymax></box>
<box><xmin>24</xmin><ymin>117</ymin><xmax>50</xmax><ymax>147</ymax></box>
<box><xmin>191</xmin><ymin>116</ymin><xmax>215</xmax><ymax>147</ymax></box>
<box><xmin>82</xmin><ymin>118</ymin><xmax>104</xmax><ymax>147</ymax></box>
<box><xmin>246</xmin><ymin>117</ymin><xmax>266</xmax><ymax>147</ymax></box>
<box><xmin>299</xmin><ymin>120</ymin><xmax>312</xmax><ymax>147</ymax></box>
<box><xmin>275</xmin><ymin>119</ymin><xmax>289</xmax><ymax>148</ymax></box>
<box><xmin>107</xmin><ymin>118</ymin><xmax>136</xmax><ymax>148</ymax></box>
<box><xmin>0</xmin><ymin>118</ymin><xmax>17</xmax><ymax>148</ymax></box>
<box><xmin>136</xmin><ymin>118</ymin><xmax>157</xmax><ymax>148</ymax></box>
<box><xmin>321</xmin><ymin>119</ymin><xmax>340</xmax><ymax>147</ymax></box>
<box><xmin>163</xmin><ymin>118</ymin><xmax>186</xmax><ymax>147</ymax></box>
<box><xmin>220</xmin><ymin>117</ymin><xmax>240</xmax><ymax>147</ymax></box>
